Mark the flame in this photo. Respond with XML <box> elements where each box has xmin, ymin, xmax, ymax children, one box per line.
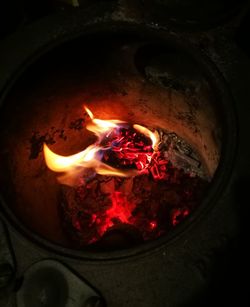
<box><xmin>133</xmin><ymin>124</ymin><xmax>158</xmax><ymax>149</ymax></box>
<box><xmin>44</xmin><ymin>106</ymin><xmax>159</xmax><ymax>186</ymax></box>
<box><xmin>84</xmin><ymin>106</ymin><xmax>94</xmax><ymax>119</ymax></box>
<box><xmin>43</xmin><ymin>143</ymin><xmax>98</xmax><ymax>172</ymax></box>
<box><xmin>84</xmin><ymin>105</ymin><xmax>125</xmax><ymax>137</ymax></box>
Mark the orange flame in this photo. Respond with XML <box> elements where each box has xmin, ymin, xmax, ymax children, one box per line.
<box><xmin>84</xmin><ymin>106</ymin><xmax>125</xmax><ymax>138</ymax></box>
<box><xmin>43</xmin><ymin>106</ymin><xmax>159</xmax><ymax>186</ymax></box>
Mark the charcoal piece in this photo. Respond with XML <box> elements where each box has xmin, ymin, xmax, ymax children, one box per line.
<box><xmin>93</xmin><ymin>224</ymin><xmax>144</xmax><ymax>250</ymax></box>
<box><xmin>59</xmin><ymin>126</ymin><xmax>209</xmax><ymax>248</ymax></box>
<box><xmin>60</xmin><ymin>168</ymin><xmax>208</xmax><ymax>248</ymax></box>
<box><xmin>157</xmin><ymin>129</ymin><xmax>209</xmax><ymax>180</ymax></box>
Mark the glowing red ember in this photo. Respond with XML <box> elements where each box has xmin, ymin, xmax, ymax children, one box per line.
<box><xmin>44</xmin><ymin>106</ymin><xmax>208</xmax><ymax>247</ymax></box>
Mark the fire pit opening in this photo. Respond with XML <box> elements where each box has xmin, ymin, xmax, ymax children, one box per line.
<box><xmin>0</xmin><ymin>30</ymin><xmax>225</xmax><ymax>253</ymax></box>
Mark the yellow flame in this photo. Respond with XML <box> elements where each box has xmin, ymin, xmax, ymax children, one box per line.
<box><xmin>133</xmin><ymin>124</ymin><xmax>159</xmax><ymax>149</ymax></box>
<box><xmin>84</xmin><ymin>106</ymin><xmax>125</xmax><ymax>137</ymax></box>
<box><xmin>44</xmin><ymin>106</ymin><xmax>159</xmax><ymax>186</ymax></box>
<box><xmin>43</xmin><ymin>143</ymin><xmax>98</xmax><ymax>172</ymax></box>
<box><xmin>84</xmin><ymin>106</ymin><xmax>94</xmax><ymax>119</ymax></box>
<box><xmin>44</xmin><ymin>142</ymin><xmax>137</xmax><ymax>182</ymax></box>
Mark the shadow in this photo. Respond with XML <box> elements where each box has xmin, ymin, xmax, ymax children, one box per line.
<box><xmin>185</xmin><ymin>175</ymin><xmax>250</xmax><ymax>307</ymax></box>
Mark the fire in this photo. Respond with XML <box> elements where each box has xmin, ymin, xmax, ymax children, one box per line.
<box><xmin>43</xmin><ymin>106</ymin><xmax>159</xmax><ymax>186</ymax></box>
<box><xmin>84</xmin><ymin>106</ymin><xmax>125</xmax><ymax>137</ymax></box>
<box><xmin>42</xmin><ymin>106</ymin><xmax>206</xmax><ymax>245</ymax></box>
<box><xmin>133</xmin><ymin>124</ymin><xmax>158</xmax><ymax>149</ymax></box>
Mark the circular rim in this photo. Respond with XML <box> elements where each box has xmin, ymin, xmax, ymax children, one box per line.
<box><xmin>0</xmin><ymin>11</ymin><xmax>238</xmax><ymax>261</ymax></box>
<box><xmin>141</xmin><ymin>0</ymin><xmax>250</xmax><ymax>31</ymax></box>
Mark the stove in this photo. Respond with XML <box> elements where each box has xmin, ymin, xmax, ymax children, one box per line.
<box><xmin>0</xmin><ymin>1</ymin><xmax>250</xmax><ymax>307</ymax></box>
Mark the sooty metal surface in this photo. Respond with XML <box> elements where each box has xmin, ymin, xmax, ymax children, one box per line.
<box><xmin>0</xmin><ymin>2</ymin><xmax>249</xmax><ymax>307</ymax></box>
<box><xmin>17</xmin><ymin>260</ymin><xmax>104</xmax><ymax>307</ymax></box>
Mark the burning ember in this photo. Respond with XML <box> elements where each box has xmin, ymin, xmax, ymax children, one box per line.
<box><xmin>44</xmin><ymin>107</ymin><xmax>159</xmax><ymax>185</ymax></box>
<box><xmin>44</xmin><ymin>106</ymin><xmax>209</xmax><ymax>247</ymax></box>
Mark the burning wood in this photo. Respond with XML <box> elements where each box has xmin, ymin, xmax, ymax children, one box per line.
<box><xmin>44</xmin><ymin>106</ymin><xmax>209</xmax><ymax>247</ymax></box>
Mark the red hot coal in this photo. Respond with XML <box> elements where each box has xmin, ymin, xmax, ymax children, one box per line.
<box><xmin>44</xmin><ymin>109</ymin><xmax>209</xmax><ymax>248</ymax></box>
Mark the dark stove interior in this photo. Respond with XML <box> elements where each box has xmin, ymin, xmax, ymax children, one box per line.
<box><xmin>0</xmin><ymin>1</ymin><xmax>250</xmax><ymax>307</ymax></box>
<box><xmin>0</xmin><ymin>32</ymin><xmax>222</xmax><ymax>251</ymax></box>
